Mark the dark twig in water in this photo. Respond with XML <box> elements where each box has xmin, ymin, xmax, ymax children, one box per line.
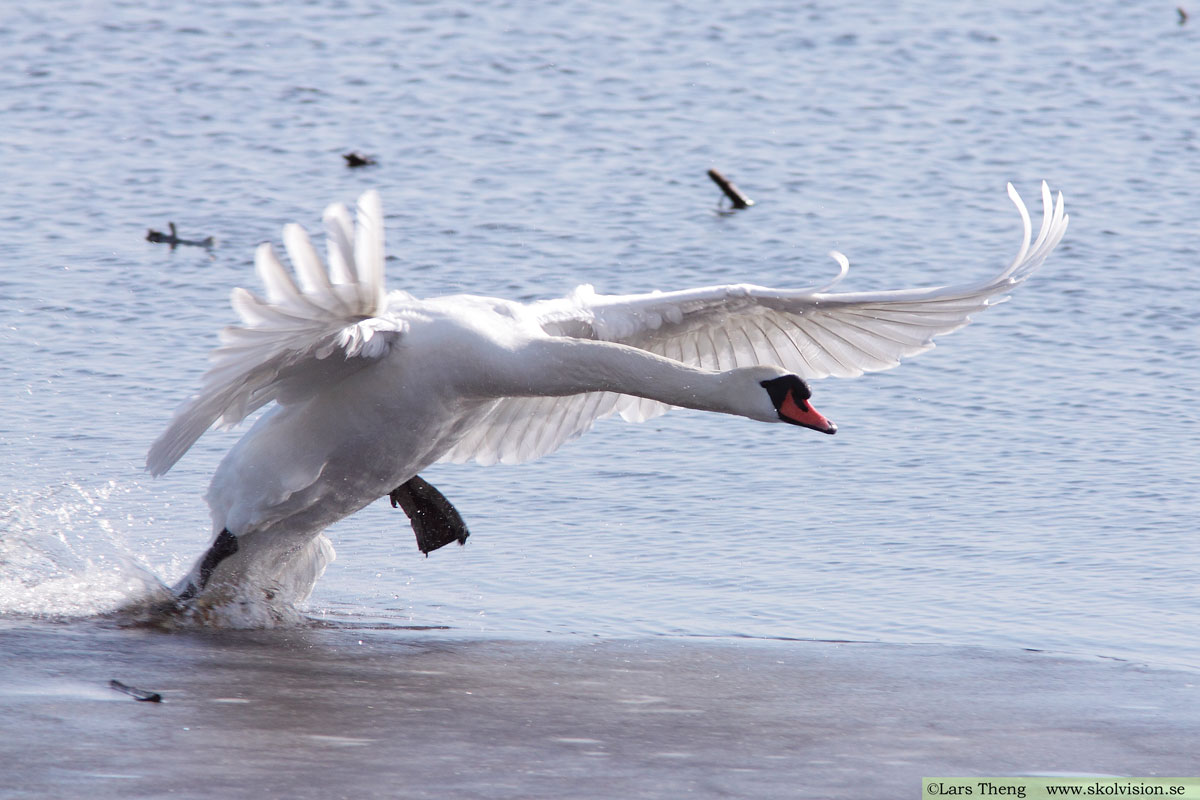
<box><xmin>343</xmin><ymin>151</ymin><xmax>377</xmax><ymax>167</ymax></box>
<box><xmin>110</xmin><ymin>679</ymin><xmax>163</xmax><ymax>702</ymax></box>
<box><xmin>707</xmin><ymin>168</ymin><xmax>754</xmax><ymax>209</ymax></box>
<box><xmin>146</xmin><ymin>222</ymin><xmax>215</xmax><ymax>250</ymax></box>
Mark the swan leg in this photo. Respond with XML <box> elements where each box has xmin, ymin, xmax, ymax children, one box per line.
<box><xmin>389</xmin><ymin>476</ymin><xmax>470</xmax><ymax>556</ymax></box>
<box><xmin>176</xmin><ymin>528</ymin><xmax>239</xmax><ymax>601</ymax></box>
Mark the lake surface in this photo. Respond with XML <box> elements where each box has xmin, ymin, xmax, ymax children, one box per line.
<box><xmin>1</xmin><ymin>0</ymin><xmax>1198</xmax><ymax>796</ymax></box>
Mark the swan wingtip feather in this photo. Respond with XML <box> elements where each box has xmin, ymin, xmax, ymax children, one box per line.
<box><xmin>810</xmin><ymin>251</ymin><xmax>850</xmax><ymax>293</ymax></box>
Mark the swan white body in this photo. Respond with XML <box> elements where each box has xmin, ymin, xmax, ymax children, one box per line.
<box><xmin>148</xmin><ymin>184</ymin><xmax>1067</xmax><ymax>618</ymax></box>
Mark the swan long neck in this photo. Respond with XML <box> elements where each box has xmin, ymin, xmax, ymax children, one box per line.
<box><xmin>483</xmin><ymin>337</ymin><xmax>743</xmax><ymax>415</ymax></box>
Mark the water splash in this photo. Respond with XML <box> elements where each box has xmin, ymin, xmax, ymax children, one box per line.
<box><xmin>0</xmin><ymin>481</ymin><xmax>175</xmax><ymax>619</ymax></box>
<box><xmin>0</xmin><ymin>480</ymin><xmax>333</xmax><ymax>629</ymax></box>
<box><xmin>121</xmin><ymin>532</ymin><xmax>337</xmax><ymax>631</ymax></box>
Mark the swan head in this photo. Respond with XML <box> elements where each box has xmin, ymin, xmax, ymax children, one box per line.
<box><xmin>758</xmin><ymin>374</ymin><xmax>837</xmax><ymax>435</ymax></box>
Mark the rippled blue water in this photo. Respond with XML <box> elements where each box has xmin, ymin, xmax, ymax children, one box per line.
<box><xmin>1</xmin><ymin>1</ymin><xmax>1197</xmax><ymax>668</ymax></box>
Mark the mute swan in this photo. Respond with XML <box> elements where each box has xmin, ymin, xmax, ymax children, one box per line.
<box><xmin>147</xmin><ymin>183</ymin><xmax>1067</xmax><ymax>617</ymax></box>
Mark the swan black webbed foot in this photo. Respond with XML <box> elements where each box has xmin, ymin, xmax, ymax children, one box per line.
<box><xmin>176</xmin><ymin>528</ymin><xmax>239</xmax><ymax>601</ymax></box>
<box><xmin>389</xmin><ymin>475</ymin><xmax>470</xmax><ymax>556</ymax></box>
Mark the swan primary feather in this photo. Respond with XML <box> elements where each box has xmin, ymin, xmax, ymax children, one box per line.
<box><xmin>147</xmin><ymin>183</ymin><xmax>1067</xmax><ymax>619</ymax></box>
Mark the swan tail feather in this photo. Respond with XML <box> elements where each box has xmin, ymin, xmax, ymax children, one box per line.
<box><xmin>147</xmin><ymin>191</ymin><xmax>397</xmax><ymax>476</ymax></box>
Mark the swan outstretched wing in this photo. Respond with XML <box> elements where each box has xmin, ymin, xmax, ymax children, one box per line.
<box><xmin>441</xmin><ymin>182</ymin><xmax>1067</xmax><ymax>466</ymax></box>
<box><xmin>439</xmin><ymin>390</ymin><xmax>630</xmax><ymax>466</ymax></box>
<box><xmin>570</xmin><ymin>182</ymin><xmax>1067</xmax><ymax>380</ymax></box>
<box><xmin>147</xmin><ymin>190</ymin><xmax>403</xmax><ymax>476</ymax></box>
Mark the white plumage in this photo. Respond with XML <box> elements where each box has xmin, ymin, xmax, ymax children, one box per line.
<box><xmin>147</xmin><ymin>183</ymin><xmax>1067</xmax><ymax>617</ymax></box>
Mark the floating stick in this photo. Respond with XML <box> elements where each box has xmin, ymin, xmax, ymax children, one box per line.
<box><xmin>707</xmin><ymin>168</ymin><xmax>755</xmax><ymax>209</ymax></box>
<box><xmin>110</xmin><ymin>679</ymin><xmax>163</xmax><ymax>703</ymax></box>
